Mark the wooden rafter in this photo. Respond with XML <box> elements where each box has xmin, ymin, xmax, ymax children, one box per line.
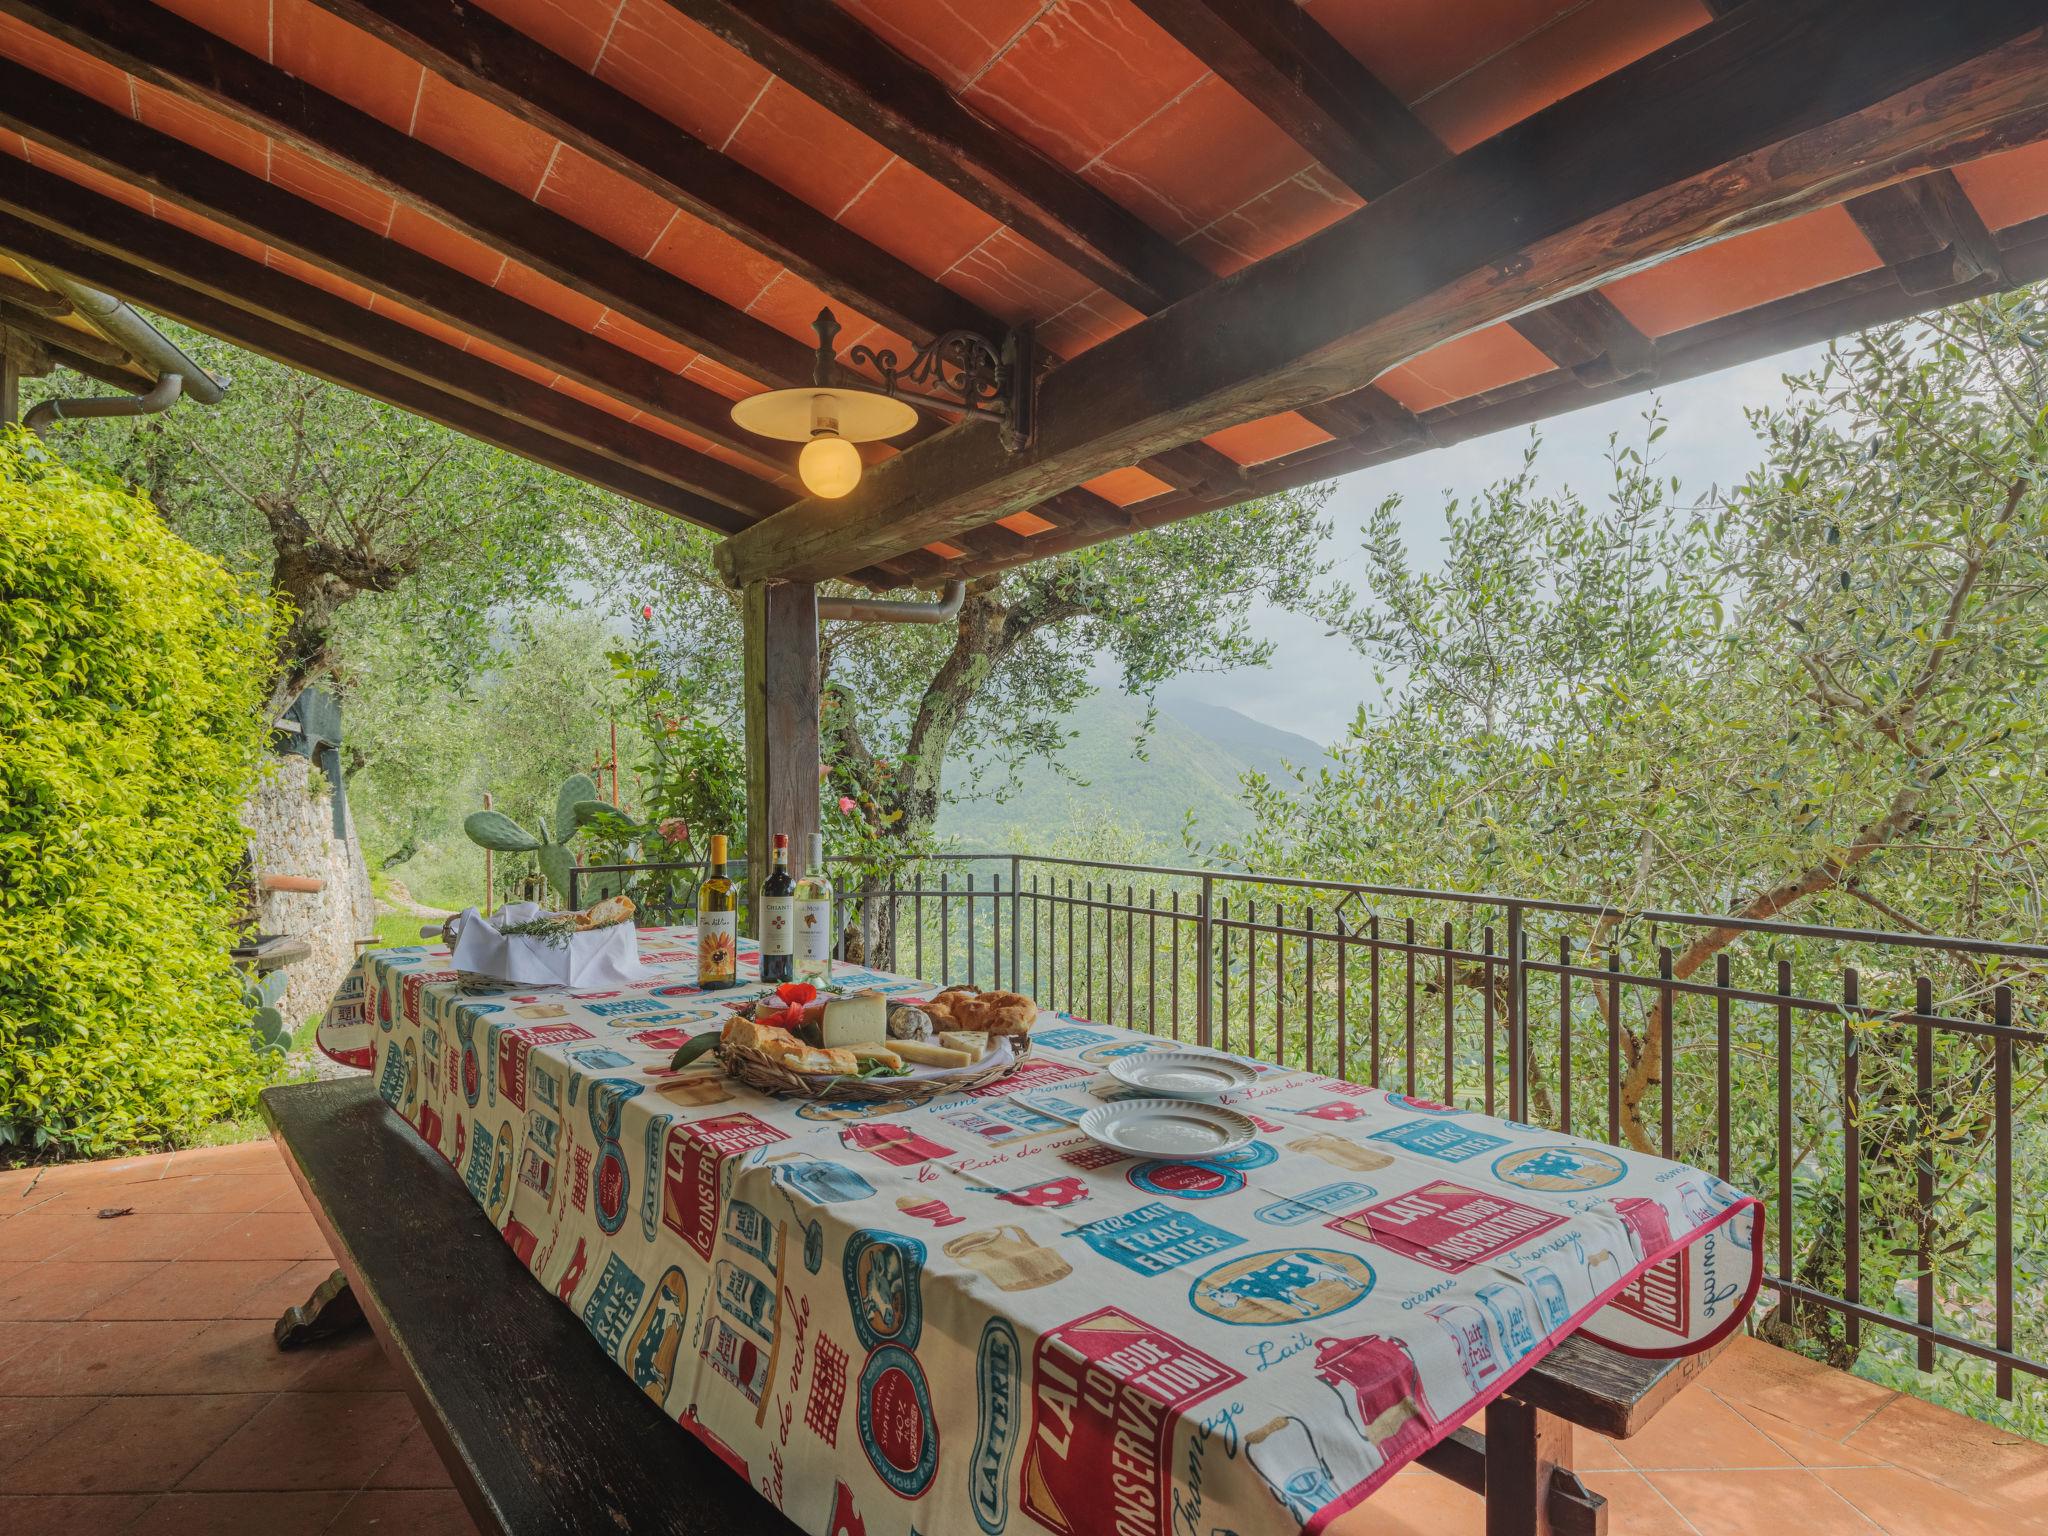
<box><xmin>1128</xmin><ymin>0</ymin><xmax>1656</xmax><ymax>387</ymax></box>
<box><xmin>715</xmin><ymin>0</ymin><xmax>2048</xmax><ymax>586</ymax></box>
<box><xmin>943</xmin><ymin>211</ymin><xmax>2048</xmax><ymax>578</ymax></box>
<box><xmin>664</xmin><ymin>0</ymin><xmax>1211</xmax><ymax>315</ymax></box>
<box><xmin>0</xmin><ymin>157</ymin><xmax>794</xmax><ymax>522</ymax></box>
<box><xmin>0</xmin><ymin>210</ymin><xmax>762</xmax><ymax>530</ymax></box>
<box><xmin>1846</xmin><ymin>170</ymin><xmax>2009</xmax><ymax>295</ymax></box>
<box><xmin>0</xmin><ymin>58</ymin><xmax>788</xmax><ymax>470</ymax></box>
<box><xmin>300</xmin><ymin>0</ymin><xmax>991</xmax><ymax>349</ymax></box>
<box><xmin>0</xmin><ymin>0</ymin><xmax>819</xmax><ymax>388</ymax></box>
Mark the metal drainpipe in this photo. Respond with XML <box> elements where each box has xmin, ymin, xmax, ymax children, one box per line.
<box><xmin>816</xmin><ymin>579</ymin><xmax>967</xmax><ymax>624</ymax></box>
<box><xmin>19</xmin><ymin>264</ymin><xmax>225</xmax><ymax>436</ymax></box>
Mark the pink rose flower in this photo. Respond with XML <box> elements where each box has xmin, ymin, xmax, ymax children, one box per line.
<box><xmin>837</xmin><ymin>796</ymin><xmax>857</xmax><ymax>814</ymax></box>
<box><xmin>656</xmin><ymin>817</ymin><xmax>689</xmax><ymax>844</ymax></box>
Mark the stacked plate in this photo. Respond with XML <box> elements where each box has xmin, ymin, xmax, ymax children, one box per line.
<box><xmin>1078</xmin><ymin>1050</ymin><xmax>1261</xmax><ymax>1160</ymax></box>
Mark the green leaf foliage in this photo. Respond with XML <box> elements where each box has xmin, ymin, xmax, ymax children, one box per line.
<box><xmin>0</xmin><ymin>429</ymin><xmax>280</xmax><ymax>1156</ymax></box>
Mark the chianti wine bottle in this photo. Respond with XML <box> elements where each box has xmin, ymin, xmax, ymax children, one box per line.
<box><xmin>759</xmin><ymin>833</ymin><xmax>794</xmax><ymax>984</ymax></box>
<box><xmin>696</xmin><ymin>834</ymin><xmax>737</xmax><ymax>990</ymax></box>
<box><xmin>794</xmin><ymin>833</ymin><xmax>834</xmax><ymax>983</ymax></box>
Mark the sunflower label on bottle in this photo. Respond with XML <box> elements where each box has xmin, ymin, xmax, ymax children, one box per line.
<box><xmin>696</xmin><ymin>834</ymin><xmax>737</xmax><ymax>990</ymax></box>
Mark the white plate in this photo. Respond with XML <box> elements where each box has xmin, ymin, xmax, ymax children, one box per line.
<box><xmin>1078</xmin><ymin>1100</ymin><xmax>1257</xmax><ymax>1161</ymax></box>
<box><xmin>1108</xmin><ymin>1050</ymin><xmax>1258</xmax><ymax>1100</ymax></box>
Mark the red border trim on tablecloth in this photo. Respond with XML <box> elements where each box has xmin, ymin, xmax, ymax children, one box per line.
<box><xmin>1303</xmin><ymin>1196</ymin><xmax>1767</xmax><ymax>1535</ymax></box>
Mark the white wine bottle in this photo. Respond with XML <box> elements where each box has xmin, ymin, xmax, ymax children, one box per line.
<box><xmin>793</xmin><ymin>832</ymin><xmax>834</xmax><ymax>982</ymax></box>
<box><xmin>696</xmin><ymin>834</ymin><xmax>737</xmax><ymax>990</ymax></box>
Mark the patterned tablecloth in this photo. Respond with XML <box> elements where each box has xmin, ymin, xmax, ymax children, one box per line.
<box><xmin>320</xmin><ymin>927</ymin><xmax>1760</xmax><ymax>1536</ymax></box>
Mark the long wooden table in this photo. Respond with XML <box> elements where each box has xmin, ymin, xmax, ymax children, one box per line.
<box><xmin>264</xmin><ymin>1077</ymin><xmax>1723</xmax><ymax>1536</ymax></box>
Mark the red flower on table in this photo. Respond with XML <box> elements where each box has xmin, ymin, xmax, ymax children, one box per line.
<box><xmin>776</xmin><ymin>983</ymin><xmax>818</xmax><ymax>1006</ymax></box>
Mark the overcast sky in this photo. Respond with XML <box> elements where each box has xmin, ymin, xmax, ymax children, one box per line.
<box><xmin>1148</xmin><ymin>344</ymin><xmax>1828</xmax><ymax>744</ymax></box>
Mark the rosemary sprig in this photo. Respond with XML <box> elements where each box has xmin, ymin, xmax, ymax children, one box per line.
<box><xmin>499</xmin><ymin>914</ymin><xmax>579</xmax><ymax>947</ymax></box>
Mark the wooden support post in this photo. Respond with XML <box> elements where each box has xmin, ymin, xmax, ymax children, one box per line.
<box><xmin>742</xmin><ymin>580</ymin><xmax>820</xmax><ymax>894</ymax></box>
<box><xmin>1484</xmin><ymin>1395</ymin><xmax>1604</xmax><ymax>1536</ymax></box>
<box><xmin>1</xmin><ymin>323</ymin><xmax>18</xmax><ymax>425</ymax></box>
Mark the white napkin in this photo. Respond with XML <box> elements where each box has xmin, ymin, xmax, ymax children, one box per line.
<box><xmin>447</xmin><ymin>901</ymin><xmax>644</xmax><ymax>988</ymax></box>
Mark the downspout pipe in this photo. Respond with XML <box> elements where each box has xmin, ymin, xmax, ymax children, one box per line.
<box><xmin>25</xmin><ymin>371</ymin><xmax>183</xmax><ymax>435</ymax></box>
<box><xmin>817</xmin><ymin>579</ymin><xmax>967</xmax><ymax>624</ymax></box>
<box><xmin>19</xmin><ymin>264</ymin><xmax>225</xmax><ymax>436</ymax></box>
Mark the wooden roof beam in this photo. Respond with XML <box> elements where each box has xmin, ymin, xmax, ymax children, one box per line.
<box><xmin>665</xmin><ymin>0</ymin><xmax>1213</xmax><ymax>315</ymax></box>
<box><xmin>0</xmin><ymin>212</ymin><xmax>764</xmax><ymax>530</ymax></box>
<box><xmin>1</xmin><ymin>0</ymin><xmax>815</xmax><ymax>389</ymax></box>
<box><xmin>0</xmin><ymin>61</ymin><xmax>788</xmax><ymax>470</ymax></box>
<box><xmin>1846</xmin><ymin>169</ymin><xmax>2008</xmax><ymax>294</ymax></box>
<box><xmin>300</xmin><ymin>0</ymin><xmax>993</xmax><ymax>349</ymax></box>
<box><xmin>716</xmin><ymin>0</ymin><xmax>2048</xmax><ymax>586</ymax></box>
<box><xmin>943</xmin><ymin>212</ymin><xmax>2048</xmax><ymax>578</ymax></box>
<box><xmin>0</xmin><ymin>157</ymin><xmax>791</xmax><ymax>525</ymax></box>
<box><xmin>1131</xmin><ymin>0</ymin><xmax>1655</xmax><ymax>388</ymax></box>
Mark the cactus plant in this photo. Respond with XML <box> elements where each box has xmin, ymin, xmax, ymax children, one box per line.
<box><xmin>463</xmin><ymin>773</ymin><xmax>610</xmax><ymax>905</ymax></box>
<box><xmin>242</xmin><ymin>969</ymin><xmax>292</xmax><ymax>1054</ymax></box>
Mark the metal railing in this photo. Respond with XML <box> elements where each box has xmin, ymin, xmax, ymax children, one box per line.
<box><xmin>569</xmin><ymin>848</ymin><xmax>2046</xmax><ymax>1406</ymax></box>
<box><xmin>860</xmin><ymin>852</ymin><xmax>2048</xmax><ymax>1408</ymax></box>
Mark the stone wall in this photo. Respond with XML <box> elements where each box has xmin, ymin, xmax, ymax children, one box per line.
<box><xmin>241</xmin><ymin>752</ymin><xmax>376</xmax><ymax>1032</ymax></box>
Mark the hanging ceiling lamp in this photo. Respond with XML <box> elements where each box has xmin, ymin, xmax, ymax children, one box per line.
<box><xmin>731</xmin><ymin>308</ymin><xmax>1036</xmax><ymax>499</ymax></box>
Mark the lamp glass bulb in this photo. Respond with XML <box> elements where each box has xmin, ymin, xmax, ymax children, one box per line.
<box><xmin>799</xmin><ymin>433</ymin><xmax>863</xmax><ymax>498</ymax></box>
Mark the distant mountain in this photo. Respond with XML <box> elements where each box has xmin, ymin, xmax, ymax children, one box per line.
<box><xmin>936</xmin><ymin>692</ymin><xmax>1328</xmax><ymax>854</ymax></box>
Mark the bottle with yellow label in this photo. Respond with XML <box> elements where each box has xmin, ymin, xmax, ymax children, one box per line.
<box><xmin>696</xmin><ymin>834</ymin><xmax>737</xmax><ymax>989</ymax></box>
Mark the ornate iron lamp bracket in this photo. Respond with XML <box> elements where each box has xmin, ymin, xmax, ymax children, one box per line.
<box><xmin>810</xmin><ymin>308</ymin><xmax>1037</xmax><ymax>453</ymax></box>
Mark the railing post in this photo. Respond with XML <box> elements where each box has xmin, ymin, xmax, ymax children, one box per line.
<box><xmin>1195</xmin><ymin>873</ymin><xmax>1214</xmax><ymax>1048</ymax></box>
<box><xmin>1010</xmin><ymin>854</ymin><xmax>1022</xmax><ymax>992</ymax></box>
<box><xmin>1506</xmin><ymin>900</ymin><xmax>1525</xmax><ymax>1123</ymax></box>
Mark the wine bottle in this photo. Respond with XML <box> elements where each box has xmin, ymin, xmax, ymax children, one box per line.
<box><xmin>696</xmin><ymin>834</ymin><xmax>737</xmax><ymax>990</ymax></box>
<box><xmin>759</xmin><ymin>832</ymin><xmax>795</xmax><ymax>984</ymax></box>
<box><xmin>793</xmin><ymin>832</ymin><xmax>834</xmax><ymax>983</ymax></box>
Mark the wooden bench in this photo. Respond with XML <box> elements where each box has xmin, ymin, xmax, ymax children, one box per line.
<box><xmin>262</xmin><ymin>1077</ymin><xmax>1720</xmax><ymax>1536</ymax></box>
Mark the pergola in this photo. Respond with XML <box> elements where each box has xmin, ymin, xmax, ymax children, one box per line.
<box><xmin>2</xmin><ymin>0</ymin><xmax>2046</xmax><ymax>880</ymax></box>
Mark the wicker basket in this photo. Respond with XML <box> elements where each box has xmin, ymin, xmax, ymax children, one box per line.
<box><xmin>719</xmin><ymin>1034</ymin><xmax>1033</xmax><ymax>1102</ymax></box>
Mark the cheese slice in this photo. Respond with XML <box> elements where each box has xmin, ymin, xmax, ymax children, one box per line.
<box><xmin>848</xmin><ymin>1043</ymin><xmax>903</xmax><ymax>1071</ymax></box>
<box><xmin>892</xmin><ymin>1039</ymin><xmax>974</xmax><ymax>1069</ymax></box>
<box><xmin>937</xmin><ymin>1030</ymin><xmax>991</xmax><ymax>1061</ymax></box>
<box><xmin>820</xmin><ymin>990</ymin><xmax>887</xmax><ymax>1047</ymax></box>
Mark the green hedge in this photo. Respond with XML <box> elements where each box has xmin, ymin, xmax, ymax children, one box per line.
<box><xmin>0</xmin><ymin>429</ymin><xmax>279</xmax><ymax>1156</ymax></box>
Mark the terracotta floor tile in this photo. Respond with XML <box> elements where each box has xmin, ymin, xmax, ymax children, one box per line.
<box><xmin>2</xmin><ymin>1210</ymin><xmax>103</xmax><ymax>1261</ymax></box>
<box><xmin>162</xmin><ymin>1144</ymin><xmax>281</xmax><ymax>1181</ymax></box>
<box><xmin>179</xmin><ymin>1212</ymin><xmax>329</xmax><ymax>1263</ymax></box>
<box><xmin>85</xmin><ymin>1262</ymin><xmax>297</xmax><ymax>1323</ymax></box>
<box><xmin>0</xmin><ymin>1320</ymin><xmax>208</xmax><ymax>1396</ymax></box>
<box><xmin>291</xmin><ymin>1331</ymin><xmax>406</xmax><ymax>1394</ymax></box>
<box><xmin>1650</xmin><ymin>1468</ymin><xmax>1883</xmax><ymax>1535</ymax></box>
<box><xmin>0</xmin><ymin>1262</ymin><xmax>166</xmax><ymax>1322</ymax></box>
<box><xmin>329</xmin><ymin>1487</ymin><xmax>481</xmax><ymax>1536</ymax></box>
<box><xmin>1700</xmin><ymin>1338</ymin><xmax>1897</xmax><ymax>1439</ymax></box>
<box><xmin>125</xmin><ymin>1320</ymin><xmax>321</xmax><ymax>1396</ymax></box>
<box><xmin>225</xmin><ymin>1259</ymin><xmax>336</xmax><ymax>1321</ymax></box>
<box><xmin>180</xmin><ymin>1390</ymin><xmax>416</xmax><ymax>1491</ymax></box>
<box><xmin>128</xmin><ymin>1489</ymin><xmax>352</xmax><ymax>1534</ymax></box>
<box><xmin>0</xmin><ymin>1395</ymin><xmax>101</xmax><ymax>1474</ymax></box>
<box><xmin>367</xmin><ymin>1424</ymin><xmax>454</xmax><ymax>1489</ymax></box>
<box><xmin>1573</xmin><ymin>1429</ymin><xmax>1631</xmax><ymax>1471</ymax></box>
<box><xmin>1841</xmin><ymin>1393</ymin><xmax>2048</xmax><ymax>1512</ymax></box>
<box><xmin>40</xmin><ymin>1215</ymin><xmax>236</xmax><ymax>1265</ymax></box>
<box><xmin>1617</xmin><ymin>1385</ymin><xmax>1800</xmax><ymax>1471</ymax></box>
<box><xmin>1819</xmin><ymin>1466</ymin><xmax>2048</xmax><ymax>1536</ymax></box>
<box><xmin>42</xmin><ymin>1175</ymin><xmax>301</xmax><ymax>1219</ymax></box>
<box><xmin>1592</xmin><ymin>1469</ymin><xmax>1702</xmax><ymax>1534</ymax></box>
<box><xmin>1727</xmin><ymin>1398</ymin><xmax>1888</xmax><ymax>1469</ymax></box>
<box><xmin>1327</xmin><ymin>1472</ymin><xmax>1482</xmax><ymax>1535</ymax></box>
<box><xmin>0</xmin><ymin>1322</ymin><xmax>65</xmax><ymax>1370</ymax></box>
<box><xmin>0</xmin><ymin>1490</ymin><xmax>158</xmax><ymax>1533</ymax></box>
<box><xmin>15</xmin><ymin>1157</ymin><xmax>171</xmax><ymax>1194</ymax></box>
<box><xmin>1</xmin><ymin>1393</ymin><xmax>269</xmax><ymax>1494</ymax></box>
